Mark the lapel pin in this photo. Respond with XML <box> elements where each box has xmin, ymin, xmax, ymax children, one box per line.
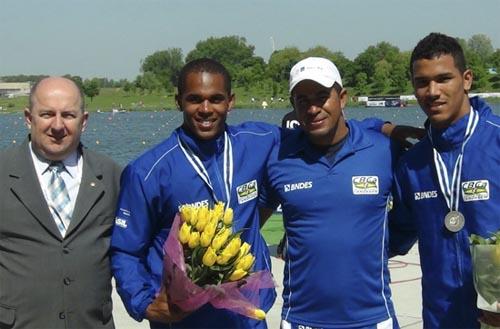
<box><xmin>90</xmin><ymin>182</ymin><xmax>96</xmax><ymax>187</ymax></box>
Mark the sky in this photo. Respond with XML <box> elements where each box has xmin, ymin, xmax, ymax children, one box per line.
<box><xmin>1</xmin><ymin>0</ymin><xmax>499</xmax><ymax>80</ymax></box>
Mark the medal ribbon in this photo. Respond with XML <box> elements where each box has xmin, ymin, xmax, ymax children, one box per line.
<box><xmin>178</xmin><ymin>131</ymin><xmax>233</xmax><ymax>207</ymax></box>
<box><xmin>428</xmin><ymin>107</ymin><xmax>479</xmax><ymax>211</ymax></box>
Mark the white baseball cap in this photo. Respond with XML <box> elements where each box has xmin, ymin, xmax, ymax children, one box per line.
<box><xmin>289</xmin><ymin>57</ymin><xmax>343</xmax><ymax>93</ymax></box>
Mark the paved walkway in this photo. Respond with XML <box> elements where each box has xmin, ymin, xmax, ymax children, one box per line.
<box><xmin>112</xmin><ymin>245</ymin><xmax>423</xmax><ymax>328</ymax></box>
<box><xmin>387</xmin><ymin>245</ymin><xmax>423</xmax><ymax>328</ymax></box>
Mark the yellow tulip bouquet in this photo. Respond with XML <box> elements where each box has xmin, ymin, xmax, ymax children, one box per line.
<box><xmin>162</xmin><ymin>202</ymin><xmax>274</xmax><ymax>321</ymax></box>
<box><xmin>470</xmin><ymin>229</ymin><xmax>500</xmax><ymax>321</ymax></box>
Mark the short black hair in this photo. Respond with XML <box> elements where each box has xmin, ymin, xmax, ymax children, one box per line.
<box><xmin>28</xmin><ymin>77</ymin><xmax>85</xmax><ymax>112</ymax></box>
<box><xmin>410</xmin><ymin>32</ymin><xmax>467</xmax><ymax>77</ymax></box>
<box><xmin>331</xmin><ymin>82</ymin><xmax>343</xmax><ymax>95</ymax></box>
<box><xmin>177</xmin><ymin>58</ymin><xmax>231</xmax><ymax>95</ymax></box>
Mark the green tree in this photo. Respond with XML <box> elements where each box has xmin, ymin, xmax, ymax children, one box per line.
<box><xmin>122</xmin><ymin>81</ymin><xmax>133</xmax><ymax>94</ymax></box>
<box><xmin>303</xmin><ymin>46</ymin><xmax>355</xmax><ymax>87</ymax></box>
<box><xmin>489</xmin><ymin>50</ymin><xmax>500</xmax><ymax>90</ymax></box>
<box><xmin>134</xmin><ymin>72</ymin><xmax>164</xmax><ymax>94</ymax></box>
<box><xmin>353</xmin><ymin>42</ymin><xmax>400</xmax><ymax>84</ymax></box>
<box><xmin>63</xmin><ymin>75</ymin><xmax>84</xmax><ymax>90</ymax></box>
<box><xmin>267</xmin><ymin>47</ymin><xmax>301</xmax><ymax>90</ymax></box>
<box><xmin>186</xmin><ymin>36</ymin><xmax>264</xmax><ymax>88</ymax></box>
<box><xmin>116</xmin><ymin>79</ymin><xmax>129</xmax><ymax>88</ymax></box>
<box><xmin>237</xmin><ymin>57</ymin><xmax>266</xmax><ymax>91</ymax></box>
<box><xmin>389</xmin><ymin>51</ymin><xmax>411</xmax><ymax>94</ymax></box>
<box><xmin>465</xmin><ymin>49</ymin><xmax>490</xmax><ymax>91</ymax></box>
<box><xmin>490</xmin><ymin>49</ymin><xmax>500</xmax><ymax>70</ymax></box>
<box><xmin>467</xmin><ymin>34</ymin><xmax>494</xmax><ymax>63</ymax></box>
<box><xmin>354</xmin><ymin>72</ymin><xmax>369</xmax><ymax>95</ymax></box>
<box><xmin>302</xmin><ymin>45</ymin><xmax>338</xmax><ymax>61</ymax></box>
<box><xmin>82</xmin><ymin>79</ymin><xmax>100</xmax><ymax>102</ymax></box>
<box><xmin>141</xmin><ymin>48</ymin><xmax>183</xmax><ymax>91</ymax></box>
<box><xmin>372</xmin><ymin>59</ymin><xmax>392</xmax><ymax>94</ymax></box>
<box><xmin>456</xmin><ymin>37</ymin><xmax>490</xmax><ymax>91</ymax></box>
<box><xmin>470</xmin><ymin>60</ymin><xmax>490</xmax><ymax>91</ymax></box>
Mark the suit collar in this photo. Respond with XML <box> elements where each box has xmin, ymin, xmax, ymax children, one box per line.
<box><xmin>65</xmin><ymin>147</ymin><xmax>105</xmax><ymax>237</ymax></box>
<box><xmin>8</xmin><ymin>140</ymin><xmax>106</xmax><ymax>240</ymax></box>
<box><xmin>8</xmin><ymin>139</ymin><xmax>62</xmax><ymax>239</ymax></box>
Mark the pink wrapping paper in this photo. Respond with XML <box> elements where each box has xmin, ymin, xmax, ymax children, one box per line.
<box><xmin>162</xmin><ymin>214</ymin><xmax>275</xmax><ymax>320</ymax></box>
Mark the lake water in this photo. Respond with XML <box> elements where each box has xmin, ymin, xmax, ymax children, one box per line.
<box><xmin>2</xmin><ymin>104</ymin><xmax>499</xmax><ymax>166</ymax></box>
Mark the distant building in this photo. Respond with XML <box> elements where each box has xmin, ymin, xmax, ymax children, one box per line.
<box><xmin>0</xmin><ymin>82</ymin><xmax>31</xmax><ymax>98</ymax></box>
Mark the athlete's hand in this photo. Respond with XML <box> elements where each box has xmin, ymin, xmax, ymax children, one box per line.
<box><xmin>145</xmin><ymin>285</ymin><xmax>189</xmax><ymax>323</ymax></box>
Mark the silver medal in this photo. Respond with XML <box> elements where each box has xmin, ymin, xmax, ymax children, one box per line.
<box><xmin>444</xmin><ymin>211</ymin><xmax>465</xmax><ymax>232</ymax></box>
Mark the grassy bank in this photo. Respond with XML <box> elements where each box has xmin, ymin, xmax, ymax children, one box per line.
<box><xmin>2</xmin><ymin>87</ymin><xmax>500</xmax><ymax>113</ymax></box>
<box><xmin>0</xmin><ymin>87</ymin><xmax>290</xmax><ymax>112</ymax></box>
<box><xmin>261</xmin><ymin>214</ymin><xmax>284</xmax><ymax>246</ymax></box>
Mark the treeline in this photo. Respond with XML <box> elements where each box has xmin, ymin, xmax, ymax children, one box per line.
<box><xmin>2</xmin><ymin>34</ymin><xmax>500</xmax><ymax>98</ymax></box>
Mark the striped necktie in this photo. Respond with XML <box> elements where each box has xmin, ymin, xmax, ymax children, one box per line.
<box><xmin>47</xmin><ymin>162</ymin><xmax>73</xmax><ymax>237</ymax></box>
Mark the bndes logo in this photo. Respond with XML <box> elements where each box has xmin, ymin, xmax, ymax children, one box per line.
<box><xmin>414</xmin><ymin>190</ymin><xmax>438</xmax><ymax>200</ymax></box>
<box><xmin>178</xmin><ymin>200</ymin><xmax>209</xmax><ymax>211</ymax></box>
<box><xmin>352</xmin><ymin>176</ymin><xmax>379</xmax><ymax>195</ymax></box>
<box><xmin>283</xmin><ymin>181</ymin><xmax>313</xmax><ymax>192</ymax></box>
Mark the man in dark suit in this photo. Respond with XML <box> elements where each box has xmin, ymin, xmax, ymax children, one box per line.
<box><xmin>0</xmin><ymin>77</ymin><xmax>121</xmax><ymax>329</ymax></box>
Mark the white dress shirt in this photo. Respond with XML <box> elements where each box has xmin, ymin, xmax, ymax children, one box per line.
<box><xmin>29</xmin><ymin>142</ymin><xmax>83</xmax><ymax>231</ymax></box>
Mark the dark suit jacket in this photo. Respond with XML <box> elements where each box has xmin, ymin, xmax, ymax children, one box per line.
<box><xmin>0</xmin><ymin>140</ymin><xmax>121</xmax><ymax>329</ymax></box>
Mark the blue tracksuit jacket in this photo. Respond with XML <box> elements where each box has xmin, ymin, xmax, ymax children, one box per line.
<box><xmin>390</xmin><ymin>97</ymin><xmax>500</xmax><ymax>328</ymax></box>
<box><xmin>111</xmin><ymin>122</ymin><xmax>279</xmax><ymax>329</ymax></box>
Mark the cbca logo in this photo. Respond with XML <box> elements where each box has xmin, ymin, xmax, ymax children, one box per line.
<box><xmin>352</xmin><ymin>176</ymin><xmax>379</xmax><ymax>195</ymax></box>
<box><xmin>237</xmin><ymin>180</ymin><xmax>258</xmax><ymax>204</ymax></box>
<box><xmin>462</xmin><ymin>180</ymin><xmax>489</xmax><ymax>202</ymax></box>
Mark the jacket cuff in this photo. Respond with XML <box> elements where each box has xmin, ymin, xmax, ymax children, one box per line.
<box><xmin>134</xmin><ymin>293</ymin><xmax>155</xmax><ymax>322</ymax></box>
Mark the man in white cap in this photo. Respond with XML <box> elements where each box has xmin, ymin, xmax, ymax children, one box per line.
<box><xmin>259</xmin><ymin>57</ymin><xmax>402</xmax><ymax>329</ymax></box>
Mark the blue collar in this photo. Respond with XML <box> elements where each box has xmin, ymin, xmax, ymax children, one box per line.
<box><xmin>176</xmin><ymin>126</ymin><xmax>226</xmax><ymax>160</ymax></box>
<box><xmin>430</xmin><ymin>96</ymin><xmax>491</xmax><ymax>151</ymax></box>
<box><xmin>430</xmin><ymin>112</ymin><xmax>470</xmax><ymax>151</ymax></box>
<box><xmin>282</xmin><ymin>120</ymin><xmax>374</xmax><ymax>166</ymax></box>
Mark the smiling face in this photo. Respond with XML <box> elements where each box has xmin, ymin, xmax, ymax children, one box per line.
<box><xmin>176</xmin><ymin>71</ymin><xmax>234</xmax><ymax>140</ymax></box>
<box><xmin>291</xmin><ymin>80</ymin><xmax>348</xmax><ymax>146</ymax></box>
<box><xmin>25</xmin><ymin>77</ymin><xmax>88</xmax><ymax>161</ymax></box>
<box><xmin>412</xmin><ymin>54</ymin><xmax>472</xmax><ymax>130</ymax></box>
